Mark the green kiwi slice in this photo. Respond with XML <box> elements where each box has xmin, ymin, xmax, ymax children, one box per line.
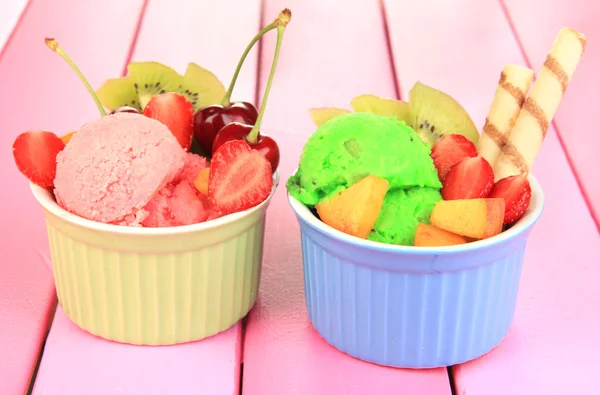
<box><xmin>96</xmin><ymin>76</ymin><xmax>141</xmax><ymax>112</ymax></box>
<box><xmin>127</xmin><ymin>62</ymin><xmax>184</xmax><ymax>110</ymax></box>
<box><xmin>350</xmin><ymin>94</ymin><xmax>411</xmax><ymax>123</ymax></box>
<box><xmin>408</xmin><ymin>81</ymin><xmax>480</xmax><ymax>145</ymax></box>
<box><xmin>95</xmin><ymin>61</ymin><xmax>227</xmax><ymax>113</ymax></box>
<box><xmin>177</xmin><ymin>62</ymin><xmax>226</xmax><ymax>112</ymax></box>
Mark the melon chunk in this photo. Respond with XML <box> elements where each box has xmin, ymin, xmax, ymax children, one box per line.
<box><xmin>316</xmin><ymin>175</ymin><xmax>389</xmax><ymax>239</ymax></box>
<box><xmin>414</xmin><ymin>223</ymin><xmax>468</xmax><ymax>247</ymax></box>
<box><xmin>194</xmin><ymin>167</ymin><xmax>210</xmax><ymax>196</ymax></box>
<box><xmin>430</xmin><ymin>198</ymin><xmax>505</xmax><ymax>239</ymax></box>
<box><xmin>60</xmin><ymin>131</ymin><xmax>76</xmax><ymax>144</ymax></box>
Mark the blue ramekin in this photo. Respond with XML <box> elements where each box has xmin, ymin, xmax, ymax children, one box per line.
<box><xmin>288</xmin><ymin>175</ymin><xmax>544</xmax><ymax>368</ymax></box>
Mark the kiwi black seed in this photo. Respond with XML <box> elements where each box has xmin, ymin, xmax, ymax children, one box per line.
<box><xmin>415</xmin><ymin>119</ymin><xmax>442</xmax><ymax>144</ymax></box>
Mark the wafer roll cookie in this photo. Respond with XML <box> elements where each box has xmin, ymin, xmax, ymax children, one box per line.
<box><xmin>494</xmin><ymin>28</ymin><xmax>587</xmax><ymax>181</ymax></box>
<box><xmin>478</xmin><ymin>65</ymin><xmax>533</xmax><ymax>166</ymax></box>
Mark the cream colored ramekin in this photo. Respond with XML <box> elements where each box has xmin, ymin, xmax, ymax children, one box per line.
<box><xmin>30</xmin><ymin>172</ymin><xmax>279</xmax><ymax>345</ymax></box>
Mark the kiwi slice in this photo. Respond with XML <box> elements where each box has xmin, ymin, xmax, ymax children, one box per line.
<box><xmin>96</xmin><ymin>76</ymin><xmax>141</xmax><ymax>111</ymax></box>
<box><xmin>408</xmin><ymin>81</ymin><xmax>479</xmax><ymax>145</ymax></box>
<box><xmin>177</xmin><ymin>62</ymin><xmax>226</xmax><ymax>112</ymax></box>
<box><xmin>308</xmin><ymin>107</ymin><xmax>351</xmax><ymax>127</ymax></box>
<box><xmin>127</xmin><ymin>62</ymin><xmax>184</xmax><ymax>110</ymax></box>
<box><xmin>350</xmin><ymin>94</ymin><xmax>411</xmax><ymax>123</ymax></box>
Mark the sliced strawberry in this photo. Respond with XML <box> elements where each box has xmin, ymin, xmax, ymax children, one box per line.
<box><xmin>488</xmin><ymin>175</ymin><xmax>532</xmax><ymax>224</ymax></box>
<box><xmin>208</xmin><ymin>139</ymin><xmax>273</xmax><ymax>215</ymax></box>
<box><xmin>441</xmin><ymin>156</ymin><xmax>494</xmax><ymax>200</ymax></box>
<box><xmin>12</xmin><ymin>130</ymin><xmax>66</xmax><ymax>188</ymax></box>
<box><xmin>431</xmin><ymin>134</ymin><xmax>478</xmax><ymax>181</ymax></box>
<box><xmin>143</xmin><ymin>92</ymin><xmax>194</xmax><ymax>151</ymax></box>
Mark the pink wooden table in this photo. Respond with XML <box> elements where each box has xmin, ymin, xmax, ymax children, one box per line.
<box><xmin>1</xmin><ymin>0</ymin><xmax>598</xmax><ymax>394</ymax></box>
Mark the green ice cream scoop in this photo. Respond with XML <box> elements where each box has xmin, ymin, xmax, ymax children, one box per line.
<box><xmin>368</xmin><ymin>187</ymin><xmax>442</xmax><ymax>246</ymax></box>
<box><xmin>286</xmin><ymin>112</ymin><xmax>441</xmax><ymax>206</ymax></box>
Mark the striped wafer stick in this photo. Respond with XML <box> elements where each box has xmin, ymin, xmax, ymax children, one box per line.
<box><xmin>478</xmin><ymin>65</ymin><xmax>534</xmax><ymax>166</ymax></box>
<box><xmin>494</xmin><ymin>27</ymin><xmax>587</xmax><ymax>181</ymax></box>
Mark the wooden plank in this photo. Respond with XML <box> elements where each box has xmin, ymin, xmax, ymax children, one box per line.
<box><xmin>0</xmin><ymin>0</ymin><xmax>146</xmax><ymax>393</ymax></box>
<box><xmin>241</xmin><ymin>0</ymin><xmax>452</xmax><ymax>394</ymax></box>
<box><xmin>31</xmin><ymin>0</ymin><xmax>262</xmax><ymax>393</ymax></box>
<box><xmin>33</xmin><ymin>308</ymin><xmax>242</xmax><ymax>394</ymax></box>
<box><xmin>502</xmin><ymin>0</ymin><xmax>600</xmax><ymax>229</ymax></box>
<box><xmin>0</xmin><ymin>0</ymin><xmax>27</xmax><ymax>50</ymax></box>
<box><xmin>383</xmin><ymin>0</ymin><xmax>600</xmax><ymax>393</ymax></box>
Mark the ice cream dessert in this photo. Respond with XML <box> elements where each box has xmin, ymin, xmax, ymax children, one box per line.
<box><xmin>287</xmin><ymin>112</ymin><xmax>442</xmax><ymax>245</ymax></box>
<box><xmin>289</xmin><ymin>27</ymin><xmax>586</xmax><ymax>247</ymax></box>
<box><xmin>55</xmin><ymin>113</ymin><xmax>189</xmax><ymax>226</ymax></box>
<box><xmin>12</xmin><ymin>9</ymin><xmax>293</xmax><ymax>228</ymax></box>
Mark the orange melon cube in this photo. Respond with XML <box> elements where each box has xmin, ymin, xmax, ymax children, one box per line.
<box><xmin>414</xmin><ymin>223</ymin><xmax>469</xmax><ymax>247</ymax></box>
<box><xmin>316</xmin><ymin>175</ymin><xmax>389</xmax><ymax>239</ymax></box>
<box><xmin>60</xmin><ymin>131</ymin><xmax>76</xmax><ymax>144</ymax></box>
<box><xmin>430</xmin><ymin>198</ymin><xmax>505</xmax><ymax>239</ymax></box>
<box><xmin>194</xmin><ymin>167</ymin><xmax>210</xmax><ymax>196</ymax></box>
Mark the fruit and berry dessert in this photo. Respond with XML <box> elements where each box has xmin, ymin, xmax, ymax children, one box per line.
<box><xmin>288</xmin><ymin>27</ymin><xmax>586</xmax><ymax>247</ymax></box>
<box><xmin>12</xmin><ymin>9</ymin><xmax>292</xmax><ymax>227</ymax></box>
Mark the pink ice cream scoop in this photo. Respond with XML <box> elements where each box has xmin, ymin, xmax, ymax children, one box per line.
<box><xmin>142</xmin><ymin>152</ymin><xmax>214</xmax><ymax>227</ymax></box>
<box><xmin>54</xmin><ymin>113</ymin><xmax>186</xmax><ymax>225</ymax></box>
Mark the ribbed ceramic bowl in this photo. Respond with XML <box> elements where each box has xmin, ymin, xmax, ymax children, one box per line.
<box><xmin>288</xmin><ymin>174</ymin><xmax>543</xmax><ymax>368</ymax></box>
<box><xmin>31</xmin><ymin>172</ymin><xmax>279</xmax><ymax>346</ymax></box>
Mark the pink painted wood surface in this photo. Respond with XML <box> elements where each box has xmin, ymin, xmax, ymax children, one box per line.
<box><xmin>242</xmin><ymin>0</ymin><xmax>451</xmax><ymax>394</ymax></box>
<box><xmin>501</xmin><ymin>0</ymin><xmax>600</xmax><ymax>229</ymax></box>
<box><xmin>384</xmin><ymin>0</ymin><xmax>600</xmax><ymax>393</ymax></box>
<box><xmin>31</xmin><ymin>0</ymin><xmax>262</xmax><ymax>393</ymax></box>
<box><xmin>0</xmin><ymin>0</ymin><xmax>27</xmax><ymax>48</ymax></box>
<box><xmin>130</xmin><ymin>0</ymin><xmax>261</xmax><ymax>102</ymax></box>
<box><xmin>33</xmin><ymin>308</ymin><xmax>241</xmax><ymax>395</ymax></box>
<box><xmin>0</xmin><ymin>0</ymin><xmax>145</xmax><ymax>393</ymax></box>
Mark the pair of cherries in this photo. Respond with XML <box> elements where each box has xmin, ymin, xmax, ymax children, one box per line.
<box><xmin>194</xmin><ymin>101</ymin><xmax>280</xmax><ymax>173</ymax></box>
<box><xmin>192</xmin><ymin>9</ymin><xmax>291</xmax><ymax>174</ymax></box>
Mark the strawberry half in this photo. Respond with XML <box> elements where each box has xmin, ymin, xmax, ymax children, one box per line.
<box><xmin>12</xmin><ymin>130</ymin><xmax>66</xmax><ymax>188</ymax></box>
<box><xmin>208</xmin><ymin>139</ymin><xmax>273</xmax><ymax>215</ymax></box>
<box><xmin>441</xmin><ymin>156</ymin><xmax>494</xmax><ymax>200</ymax></box>
<box><xmin>488</xmin><ymin>175</ymin><xmax>532</xmax><ymax>224</ymax></box>
<box><xmin>431</xmin><ymin>134</ymin><xmax>478</xmax><ymax>181</ymax></box>
<box><xmin>143</xmin><ymin>92</ymin><xmax>194</xmax><ymax>151</ymax></box>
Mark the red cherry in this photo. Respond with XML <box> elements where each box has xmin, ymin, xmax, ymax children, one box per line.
<box><xmin>210</xmin><ymin>10</ymin><xmax>290</xmax><ymax>174</ymax></box>
<box><xmin>193</xmin><ymin>101</ymin><xmax>257</xmax><ymax>156</ymax></box>
<box><xmin>213</xmin><ymin>122</ymin><xmax>280</xmax><ymax>172</ymax></box>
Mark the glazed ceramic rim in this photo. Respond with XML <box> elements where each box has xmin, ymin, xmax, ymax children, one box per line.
<box><xmin>31</xmin><ymin>171</ymin><xmax>280</xmax><ymax>236</ymax></box>
<box><xmin>288</xmin><ymin>173</ymin><xmax>544</xmax><ymax>255</ymax></box>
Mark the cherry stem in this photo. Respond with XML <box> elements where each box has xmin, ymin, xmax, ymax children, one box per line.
<box><xmin>45</xmin><ymin>38</ymin><xmax>107</xmax><ymax>117</ymax></box>
<box><xmin>246</xmin><ymin>10</ymin><xmax>290</xmax><ymax>143</ymax></box>
<box><xmin>220</xmin><ymin>9</ymin><xmax>291</xmax><ymax>107</ymax></box>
